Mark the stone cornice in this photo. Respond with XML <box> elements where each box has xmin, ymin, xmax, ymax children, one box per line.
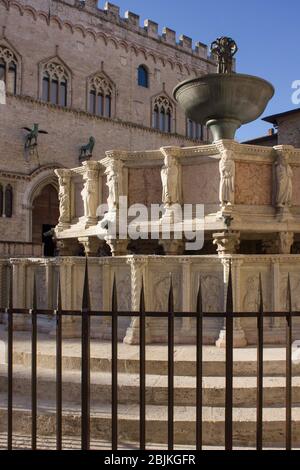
<box><xmin>5</xmin><ymin>93</ymin><xmax>205</xmax><ymax>146</ymax></box>
<box><xmin>0</xmin><ymin>163</ymin><xmax>61</xmax><ymax>181</ymax></box>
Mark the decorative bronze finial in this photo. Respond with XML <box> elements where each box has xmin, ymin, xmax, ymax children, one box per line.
<box><xmin>210</xmin><ymin>37</ymin><xmax>238</xmax><ymax>74</ymax></box>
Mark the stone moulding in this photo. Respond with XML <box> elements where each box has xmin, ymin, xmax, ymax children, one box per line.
<box><xmin>5</xmin><ymin>93</ymin><xmax>204</xmax><ymax>145</ymax></box>
<box><xmin>4</xmin><ymin>253</ymin><xmax>300</xmax><ymax>346</ymax></box>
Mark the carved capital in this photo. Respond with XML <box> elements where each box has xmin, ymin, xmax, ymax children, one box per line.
<box><xmin>105</xmin><ymin>236</ymin><xmax>128</xmax><ymax>256</ymax></box>
<box><xmin>278</xmin><ymin>231</ymin><xmax>294</xmax><ymax>255</ymax></box>
<box><xmin>159</xmin><ymin>239</ymin><xmax>185</xmax><ymax>255</ymax></box>
<box><xmin>78</xmin><ymin>236</ymin><xmax>104</xmax><ymax>257</ymax></box>
<box><xmin>56</xmin><ymin>239</ymin><xmax>79</xmax><ymax>256</ymax></box>
<box><xmin>213</xmin><ymin>231</ymin><xmax>240</xmax><ymax>255</ymax></box>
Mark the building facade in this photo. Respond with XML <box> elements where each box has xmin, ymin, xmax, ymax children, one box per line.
<box><xmin>0</xmin><ymin>0</ymin><xmax>215</xmax><ymax>254</ymax></box>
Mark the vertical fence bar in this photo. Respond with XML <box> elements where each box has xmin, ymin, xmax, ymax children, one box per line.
<box><xmin>168</xmin><ymin>278</ymin><xmax>174</xmax><ymax>451</ymax></box>
<box><xmin>7</xmin><ymin>270</ymin><xmax>13</xmax><ymax>450</ymax></box>
<box><xmin>225</xmin><ymin>264</ymin><xmax>233</xmax><ymax>451</ymax></box>
<box><xmin>139</xmin><ymin>279</ymin><xmax>146</xmax><ymax>450</ymax></box>
<box><xmin>111</xmin><ymin>276</ymin><xmax>118</xmax><ymax>450</ymax></box>
<box><xmin>56</xmin><ymin>275</ymin><xmax>62</xmax><ymax>451</ymax></box>
<box><xmin>196</xmin><ymin>281</ymin><xmax>203</xmax><ymax>451</ymax></box>
<box><xmin>31</xmin><ymin>276</ymin><xmax>38</xmax><ymax>450</ymax></box>
<box><xmin>286</xmin><ymin>275</ymin><xmax>292</xmax><ymax>450</ymax></box>
<box><xmin>256</xmin><ymin>274</ymin><xmax>264</xmax><ymax>450</ymax></box>
<box><xmin>81</xmin><ymin>258</ymin><xmax>91</xmax><ymax>450</ymax></box>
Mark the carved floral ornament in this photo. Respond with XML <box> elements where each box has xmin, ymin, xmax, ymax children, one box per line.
<box><xmin>89</xmin><ymin>74</ymin><xmax>113</xmax><ymax>94</ymax></box>
<box><xmin>43</xmin><ymin>62</ymin><xmax>68</xmax><ymax>81</ymax></box>
<box><xmin>0</xmin><ymin>46</ymin><xmax>16</xmax><ymax>64</ymax></box>
<box><xmin>153</xmin><ymin>94</ymin><xmax>173</xmax><ymax>113</ymax></box>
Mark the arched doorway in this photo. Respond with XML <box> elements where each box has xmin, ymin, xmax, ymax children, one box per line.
<box><xmin>32</xmin><ymin>184</ymin><xmax>59</xmax><ymax>256</ymax></box>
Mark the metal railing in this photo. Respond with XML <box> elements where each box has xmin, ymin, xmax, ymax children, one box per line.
<box><xmin>1</xmin><ymin>260</ymin><xmax>300</xmax><ymax>451</ymax></box>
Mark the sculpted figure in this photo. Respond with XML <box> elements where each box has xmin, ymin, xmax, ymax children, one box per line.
<box><xmin>106</xmin><ymin>166</ymin><xmax>119</xmax><ymax>211</ymax></box>
<box><xmin>219</xmin><ymin>151</ymin><xmax>235</xmax><ymax>206</ymax></box>
<box><xmin>161</xmin><ymin>155</ymin><xmax>180</xmax><ymax>206</ymax></box>
<box><xmin>276</xmin><ymin>154</ymin><xmax>293</xmax><ymax>207</ymax></box>
<box><xmin>243</xmin><ymin>277</ymin><xmax>260</xmax><ymax>312</ymax></box>
<box><xmin>81</xmin><ymin>171</ymin><xmax>98</xmax><ymax>218</ymax></box>
<box><xmin>58</xmin><ymin>173</ymin><xmax>70</xmax><ymax>223</ymax></box>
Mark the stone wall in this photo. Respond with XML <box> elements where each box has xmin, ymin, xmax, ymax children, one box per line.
<box><xmin>278</xmin><ymin>114</ymin><xmax>300</xmax><ymax>148</ymax></box>
<box><xmin>0</xmin><ymin>0</ymin><xmax>214</xmax><ymax>246</ymax></box>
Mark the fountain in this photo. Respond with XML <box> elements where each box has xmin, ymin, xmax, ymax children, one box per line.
<box><xmin>173</xmin><ymin>37</ymin><xmax>274</xmax><ymax>141</ymax></box>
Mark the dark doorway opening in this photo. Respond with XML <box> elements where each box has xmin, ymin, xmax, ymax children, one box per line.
<box><xmin>42</xmin><ymin>224</ymin><xmax>56</xmax><ymax>257</ymax></box>
<box><xmin>32</xmin><ymin>184</ymin><xmax>59</xmax><ymax>257</ymax></box>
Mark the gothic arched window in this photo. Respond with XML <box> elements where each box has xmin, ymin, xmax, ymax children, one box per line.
<box><xmin>186</xmin><ymin>119</ymin><xmax>204</xmax><ymax>141</ymax></box>
<box><xmin>138</xmin><ymin>65</ymin><xmax>149</xmax><ymax>88</ymax></box>
<box><xmin>88</xmin><ymin>74</ymin><xmax>113</xmax><ymax>118</ymax></box>
<box><xmin>4</xmin><ymin>184</ymin><xmax>13</xmax><ymax>218</ymax></box>
<box><xmin>0</xmin><ymin>46</ymin><xmax>18</xmax><ymax>94</ymax></box>
<box><xmin>42</xmin><ymin>62</ymin><xmax>69</xmax><ymax>106</ymax></box>
<box><xmin>152</xmin><ymin>95</ymin><xmax>173</xmax><ymax>133</ymax></box>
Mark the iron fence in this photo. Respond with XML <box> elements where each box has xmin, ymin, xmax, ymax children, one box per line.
<box><xmin>1</xmin><ymin>260</ymin><xmax>300</xmax><ymax>451</ymax></box>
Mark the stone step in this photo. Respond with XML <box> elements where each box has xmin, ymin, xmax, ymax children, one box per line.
<box><xmin>0</xmin><ymin>394</ymin><xmax>300</xmax><ymax>447</ymax></box>
<box><xmin>10</xmin><ymin>339</ymin><xmax>300</xmax><ymax>377</ymax></box>
<box><xmin>1</xmin><ymin>365</ymin><xmax>300</xmax><ymax>407</ymax></box>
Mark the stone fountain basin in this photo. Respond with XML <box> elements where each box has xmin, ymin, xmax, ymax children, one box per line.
<box><xmin>173</xmin><ymin>73</ymin><xmax>274</xmax><ymax>140</ymax></box>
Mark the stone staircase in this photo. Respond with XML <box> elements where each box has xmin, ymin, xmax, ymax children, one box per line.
<box><xmin>1</xmin><ymin>329</ymin><xmax>300</xmax><ymax>449</ymax></box>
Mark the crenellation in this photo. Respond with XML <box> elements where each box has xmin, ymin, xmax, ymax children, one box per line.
<box><xmin>124</xmin><ymin>11</ymin><xmax>140</xmax><ymax>28</ymax></box>
<box><xmin>83</xmin><ymin>0</ymin><xmax>98</xmax><ymax>8</ymax></box>
<box><xmin>144</xmin><ymin>19</ymin><xmax>159</xmax><ymax>39</ymax></box>
<box><xmin>179</xmin><ymin>34</ymin><xmax>192</xmax><ymax>51</ymax></box>
<box><xmin>103</xmin><ymin>1</ymin><xmax>120</xmax><ymax>18</ymax></box>
<box><xmin>194</xmin><ymin>41</ymin><xmax>208</xmax><ymax>58</ymax></box>
<box><xmin>161</xmin><ymin>27</ymin><xmax>176</xmax><ymax>45</ymax></box>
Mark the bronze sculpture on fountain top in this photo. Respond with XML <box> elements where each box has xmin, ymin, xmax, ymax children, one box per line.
<box><xmin>210</xmin><ymin>36</ymin><xmax>238</xmax><ymax>74</ymax></box>
<box><xmin>173</xmin><ymin>37</ymin><xmax>274</xmax><ymax>142</ymax></box>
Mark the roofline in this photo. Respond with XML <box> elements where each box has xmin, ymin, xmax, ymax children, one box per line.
<box><xmin>242</xmin><ymin>133</ymin><xmax>278</xmax><ymax>144</ymax></box>
<box><xmin>263</xmin><ymin>108</ymin><xmax>300</xmax><ymax>124</ymax></box>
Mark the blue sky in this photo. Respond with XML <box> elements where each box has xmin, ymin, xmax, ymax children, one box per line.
<box><xmin>100</xmin><ymin>0</ymin><xmax>300</xmax><ymax>141</ymax></box>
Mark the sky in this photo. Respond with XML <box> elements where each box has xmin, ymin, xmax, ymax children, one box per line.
<box><xmin>99</xmin><ymin>0</ymin><xmax>300</xmax><ymax>141</ymax></box>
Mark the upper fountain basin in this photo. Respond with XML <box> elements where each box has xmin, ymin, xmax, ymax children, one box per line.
<box><xmin>173</xmin><ymin>73</ymin><xmax>275</xmax><ymax>141</ymax></box>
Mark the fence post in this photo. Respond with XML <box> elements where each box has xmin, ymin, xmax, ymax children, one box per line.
<box><xmin>111</xmin><ymin>275</ymin><xmax>118</xmax><ymax>450</ymax></box>
<box><xmin>81</xmin><ymin>258</ymin><xmax>90</xmax><ymax>450</ymax></box>
<box><xmin>31</xmin><ymin>275</ymin><xmax>37</xmax><ymax>450</ymax></box>
<box><xmin>168</xmin><ymin>277</ymin><xmax>174</xmax><ymax>451</ymax></box>
<box><xmin>225</xmin><ymin>263</ymin><xmax>233</xmax><ymax>450</ymax></box>
<box><xmin>256</xmin><ymin>274</ymin><xmax>264</xmax><ymax>450</ymax></box>
<box><xmin>196</xmin><ymin>280</ymin><xmax>203</xmax><ymax>450</ymax></box>
<box><xmin>56</xmin><ymin>275</ymin><xmax>62</xmax><ymax>450</ymax></box>
<box><xmin>139</xmin><ymin>278</ymin><xmax>146</xmax><ymax>450</ymax></box>
<box><xmin>286</xmin><ymin>274</ymin><xmax>292</xmax><ymax>450</ymax></box>
<box><xmin>7</xmin><ymin>268</ymin><xmax>13</xmax><ymax>450</ymax></box>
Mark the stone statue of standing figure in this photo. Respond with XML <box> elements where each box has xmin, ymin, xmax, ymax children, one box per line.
<box><xmin>161</xmin><ymin>155</ymin><xmax>180</xmax><ymax>206</ymax></box>
<box><xmin>219</xmin><ymin>150</ymin><xmax>235</xmax><ymax>207</ymax></box>
<box><xmin>81</xmin><ymin>170</ymin><xmax>98</xmax><ymax>218</ymax></box>
<box><xmin>106</xmin><ymin>165</ymin><xmax>119</xmax><ymax>211</ymax></box>
<box><xmin>275</xmin><ymin>154</ymin><xmax>293</xmax><ymax>207</ymax></box>
<box><xmin>55</xmin><ymin>169</ymin><xmax>71</xmax><ymax>225</ymax></box>
<box><xmin>58</xmin><ymin>175</ymin><xmax>70</xmax><ymax>223</ymax></box>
